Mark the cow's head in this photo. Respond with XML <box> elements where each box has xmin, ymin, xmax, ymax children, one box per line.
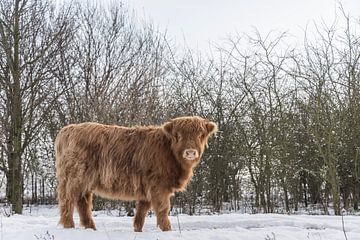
<box><xmin>162</xmin><ymin>116</ymin><xmax>217</xmax><ymax>166</ymax></box>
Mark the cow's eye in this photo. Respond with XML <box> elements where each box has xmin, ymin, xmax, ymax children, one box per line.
<box><xmin>175</xmin><ymin>134</ymin><xmax>182</xmax><ymax>141</ymax></box>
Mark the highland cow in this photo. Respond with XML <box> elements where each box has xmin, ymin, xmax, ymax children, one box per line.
<box><xmin>55</xmin><ymin>116</ymin><xmax>217</xmax><ymax>232</ymax></box>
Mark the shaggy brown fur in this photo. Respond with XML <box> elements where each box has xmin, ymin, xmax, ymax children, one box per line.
<box><xmin>55</xmin><ymin>116</ymin><xmax>217</xmax><ymax>232</ymax></box>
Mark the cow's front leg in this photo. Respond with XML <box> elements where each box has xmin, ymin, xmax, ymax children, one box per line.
<box><xmin>151</xmin><ymin>194</ymin><xmax>171</xmax><ymax>231</ymax></box>
<box><xmin>134</xmin><ymin>200</ymin><xmax>151</xmax><ymax>232</ymax></box>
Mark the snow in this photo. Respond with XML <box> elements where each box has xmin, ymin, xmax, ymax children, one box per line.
<box><xmin>1</xmin><ymin>206</ymin><xmax>360</xmax><ymax>240</ymax></box>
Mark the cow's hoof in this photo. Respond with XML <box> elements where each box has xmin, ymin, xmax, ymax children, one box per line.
<box><xmin>85</xmin><ymin>225</ymin><xmax>96</xmax><ymax>230</ymax></box>
<box><xmin>160</xmin><ymin>225</ymin><xmax>172</xmax><ymax>231</ymax></box>
<box><xmin>63</xmin><ymin>223</ymin><xmax>75</xmax><ymax>228</ymax></box>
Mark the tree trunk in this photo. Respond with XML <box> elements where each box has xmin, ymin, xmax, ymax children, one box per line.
<box><xmin>42</xmin><ymin>177</ymin><xmax>45</xmax><ymax>204</ymax></box>
<box><xmin>283</xmin><ymin>183</ymin><xmax>290</xmax><ymax>213</ymax></box>
<box><xmin>260</xmin><ymin>186</ymin><xmax>267</xmax><ymax>213</ymax></box>
<box><xmin>34</xmin><ymin>176</ymin><xmax>38</xmax><ymax>204</ymax></box>
<box><xmin>328</xmin><ymin>155</ymin><xmax>341</xmax><ymax>215</ymax></box>
<box><xmin>344</xmin><ymin>191</ymin><xmax>349</xmax><ymax>210</ymax></box>
<box><xmin>8</xmin><ymin>139</ymin><xmax>22</xmax><ymax>213</ymax></box>
<box><xmin>8</xmin><ymin>67</ymin><xmax>23</xmax><ymax>214</ymax></box>
<box><xmin>354</xmin><ymin>185</ymin><xmax>359</xmax><ymax>210</ymax></box>
<box><xmin>303</xmin><ymin>181</ymin><xmax>308</xmax><ymax>208</ymax></box>
<box><xmin>31</xmin><ymin>174</ymin><xmax>34</xmax><ymax>204</ymax></box>
<box><xmin>5</xmin><ymin>0</ymin><xmax>23</xmax><ymax>214</ymax></box>
<box><xmin>5</xmin><ymin>171</ymin><xmax>12</xmax><ymax>203</ymax></box>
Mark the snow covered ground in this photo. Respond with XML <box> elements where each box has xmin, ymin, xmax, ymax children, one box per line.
<box><xmin>1</xmin><ymin>206</ymin><xmax>360</xmax><ymax>240</ymax></box>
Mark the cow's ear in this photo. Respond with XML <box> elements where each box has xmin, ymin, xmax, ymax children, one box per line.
<box><xmin>206</xmin><ymin>121</ymin><xmax>218</xmax><ymax>136</ymax></box>
<box><xmin>163</xmin><ymin>121</ymin><xmax>173</xmax><ymax>137</ymax></box>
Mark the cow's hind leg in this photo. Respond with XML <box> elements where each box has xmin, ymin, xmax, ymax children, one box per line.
<box><xmin>58</xmin><ymin>180</ymin><xmax>75</xmax><ymax>228</ymax></box>
<box><xmin>134</xmin><ymin>200</ymin><xmax>151</xmax><ymax>232</ymax></box>
<box><xmin>76</xmin><ymin>192</ymin><xmax>96</xmax><ymax>230</ymax></box>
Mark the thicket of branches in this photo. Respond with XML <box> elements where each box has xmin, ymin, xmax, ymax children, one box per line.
<box><xmin>0</xmin><ymin>0</ymin><xmax>359</xmax><ymax>216</ymax></box>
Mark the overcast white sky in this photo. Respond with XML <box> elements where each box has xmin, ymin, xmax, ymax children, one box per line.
<box><xmin>122</xmin><ymin>0</ymin><xmax>360</xmax><ymax>51</ymax></box>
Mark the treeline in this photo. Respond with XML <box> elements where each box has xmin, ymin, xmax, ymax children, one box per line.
<box><xmin>0</xmin><ymin>0</ymin><xmax>359</xmax><ymax>216</ymax></box>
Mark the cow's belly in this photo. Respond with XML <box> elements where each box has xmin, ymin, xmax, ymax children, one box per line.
<box><xmin>93</xmin><ymin>187</ymin><xmax>139</xmax><ymax>201</ymax></box>
<box><xmin>93</xmin><ymin>177</ymin><xmax>147</xmax><ymax>201</ymax></box>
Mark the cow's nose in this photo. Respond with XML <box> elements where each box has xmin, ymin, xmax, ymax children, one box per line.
<box><xmin>185</xmin><ymin>149</ymin><xmax>196</xmax><ymax>156</ymax></box>
<box><xmin>183</xmin><ymin>149</ymin><xmax>198</xmax><ymax>160</ymax></box>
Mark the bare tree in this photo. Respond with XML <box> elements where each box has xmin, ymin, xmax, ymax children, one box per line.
<box><xmin>0</xmin><ymin>0</ymin><xmax>74</xmax><ymax>213</ymax></box>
